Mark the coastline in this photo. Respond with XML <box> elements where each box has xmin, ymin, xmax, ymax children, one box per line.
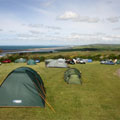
<box><xmin>0</xmin><ymin>46</ymin><xmax>70</xmax><ymax>54</ymax></box>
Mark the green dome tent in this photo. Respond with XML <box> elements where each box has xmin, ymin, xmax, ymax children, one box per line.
<box><xmin>64</xmin><ymin>68</ymin><xmax>82</xmax><ymax>84</ymax></box>
<box><xmin>0</xmin><ymin>67</ymin><xmax>45</xmax><ymax>107</ymax></box>
<box><xmin>27</xmin><ymin>59</ymin><xmax>36</xmax><ymax>65</ymax></box>
<box><xmin>116</xmin><ymin>60</ymin><xmax>120</xmax><ymax>64</ymax></box>
<box><xmin>15</xmin><ymin>58</ymin><xmax>27</xmax><ymax>63</ymax></box>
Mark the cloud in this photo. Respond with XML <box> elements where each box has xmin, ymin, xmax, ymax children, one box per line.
<box><xmin>28</xmin><ymin>24</ymin><xmax>44</xmax><ymax>28</ymax></box>
<box><xmin>27</xmin><ymin>24</ymin><xmax>61</xmax><ymax>30</ymax></box>
<box><xmin>75</xmin><ymin>17</ymin><xmax>100</xmax><ymax>23</ymax></box>
<box><xmin>42</xmin><ymin>0</ymin><xmax>56</xmax><ymax>7</ymax></box>
<box><xmin>0</xmin><ymin>28</ymin><xmax>3</xmax><ymax>31</ymax></box>
<box><xmin>1</xmin><ymin>32</ymin><xmax>120</xmax><ymax>45</ymax></box>
<box><xmin>9</xmin><ymin>30</ymin><xmax>16</xmax><ymax>33</ymax></box>
<box><xmin>45</xmin><ymin>25</ymin><xmax>61</xmax><ymax>30</ymax></box>
<box><xmin>0</xmin><ymin>13</ymin><xmax>29</xmax><ymax>33</ymax></box>
<box><xmin>17</xmin><ymin>33</ymin><xmax>37</xmax><ymax>38</ymax></box>
<box><xmin>54</xmin><ymin>32</ymin><xmax>60</xmax><ymax>35</ymax></box>
<box><xmin>64</xmin><ymin>33</ymin><xmax>120</xmax><ymax>45</ymax></box>
<box><xmin>113</xmin><ymin>27</ymin><xmax>120</xmax><ymax>30</ymax></box>
<box><xmin>106</xmin><ymin>0</ymin><xmax>113</xmax><ymax>4</ymax></box>
<box><xmin>107</xmin><ymin>16</ymin><xmax>120</xmax><ymax>23</ymax></box>
<box><xmin>24</xmin><ymin>5</ymin><xmax>50</xmax><ymax>15</ymax></box>
<box><xmin>58</xmin><ymin>11</ymin><xmax>79</xmax><ymax>20</ymax></box>
<box><xmin>29</xmin><ymin>30</ymin><xmax>44</xmax><ymax>34</ymax></box>
<box><xmin>57</xmin><ymin>11</ymin><xmax>100</xmax><ymax>23</ymax></box>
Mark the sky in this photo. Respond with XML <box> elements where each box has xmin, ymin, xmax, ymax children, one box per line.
<box><xmin>0</xmin><ymin>0</ymin><xmax>120</xmax><ymax>45</ymax></box>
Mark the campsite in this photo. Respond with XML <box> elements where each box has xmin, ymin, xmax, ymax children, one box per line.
<box><xmin>0</xmin><ymin>0</ymin><xmax>120</xmax><ymax>119</ymax></box>
<box><xmin>0</xmin><ymin>60</ymin><xmax>120</xmax><ymax>120</ymax></box>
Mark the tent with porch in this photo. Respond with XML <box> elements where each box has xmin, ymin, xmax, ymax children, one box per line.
<box><xmin>46</xmin><ymin>59</ymin><xmax>68</xmax><ymax>68</ymax></box>
<box><xmin>0</xmin><ymin>67</ymin><xmax>45</xmax><ymax>107</ymax></box>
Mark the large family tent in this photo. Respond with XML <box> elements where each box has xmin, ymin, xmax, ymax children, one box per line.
<box><xmin>64</xmin><ymin>68</ymin><xmax>82</xmax><ymax>84</ymax></box>
<box><xmin>46</xmin><ymin>59</ymin><xmax>68</xmax><ymax>68</ymax></box>
<box><xmin>0</xmin><ymin>67</ymin><xmax>46</xmax><ymax>107</ymax></box>
<box><xmin>15</xmin><ymin>58</ymin><xmax>27</xmax><ymax>63</ymax></box>
<box><xmin>27</xmin><ymin>59</ymin><xmax>36</xmax><ymax>65</ymax></box>
<box><xmin>45</xmin><ymin>59</ymin><xmax>54</xmax><ymax>66</ymax></box>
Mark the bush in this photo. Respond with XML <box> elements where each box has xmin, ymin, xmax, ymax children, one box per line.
<box><xmin>39</xmin><ymin>56</ymin><xmax>45</xmax><ymax>61</ymax></box>
<box><xmin>108</xmin><ymin>54</ymin><xmax>117</xmax><ymax>59</ymax></box>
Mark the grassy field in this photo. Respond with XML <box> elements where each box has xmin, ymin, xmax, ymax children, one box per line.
<box><xmin>0</xmin><ymin>62</ymin><xmax>120</xmax><ymax>120</ymax></box>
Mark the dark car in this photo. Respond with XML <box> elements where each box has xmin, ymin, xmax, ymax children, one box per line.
<box><xmin>2</xmin><ymin>59</ymin><xmax>11</xmax><ymax>63</ymax></box>
<box><xmin>100</xmin><ymin>60</ymin><xmax>107</xmax><ymax>64</ymax></box>
<box><xmin>66</xmin><ymin>59</ymin><xmax>75</xmax><ymax>65</ymax></box>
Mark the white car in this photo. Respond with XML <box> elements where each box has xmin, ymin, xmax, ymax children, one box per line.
<box><xmin>77</xmin><ymin>60</ymin><xmax>86</xmax><ymax>64</ymax></box>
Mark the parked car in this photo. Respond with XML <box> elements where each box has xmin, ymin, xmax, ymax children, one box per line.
<box><xmin>100</xmin><ymin>60</ymin><xmax>107</xmax><ymax>64</ymax></box>
<box><xmin>2</xmin><ymin>59</ymin><xmax>11</xmax><ymax>63</ymax></box>
<box><xmin>66</xmin><ymin>59</ymin><xmax>75</xmax><ymax>64</ymax></box>
<box><xmin>105</xmin><ymin>61</ymin><xmax>115</xmax><ymax>65</ymax></box>
<box><xmin>76</xmin><ymin>60</ymin><xmax>86</xmax><ymax>64</ymax></box>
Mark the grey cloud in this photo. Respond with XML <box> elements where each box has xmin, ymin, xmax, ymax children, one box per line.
<box><xmin>28</xmin><ymin>24</ymin><xmax>44</xmax><ymax>28</ymax></box>
<box><xmin>106</xmin><ymin>0</ymin><xmax>113</xmax><ymax>4</ymax></box>
<box><xmin>0</xmin><ymin>29</ymin><xmax>3</xmax><ymax>31</ymax></box>
<box><xmin>27</xmin><ymin>24</ymin><xmax>61</xmax><ymax>30</ymax></box>
<box><xmin>74</xmin><ymin>16</ymin><xmax>100</xmax><ymax>23</ymax></box>
<box><xmin>113</xmin><ymin>27</ymin><xmax>120</xmax><ymax>30</ymax></box>
<box><xmin>17</xmin><ymin>33</ymin><xmax>37</xmax><ymax>38</ymax></box>
<box><xmin>45</xmin><ymin>25</ymin><xmax>61</xmax><ymax>30</ymax></box>
<box><xmin>9</xmin><ymin>30</ymin><xmax>16</xmax><ymax>33</ymax></box>
<box><xmin>29</xmin><ymin>30</ymin><xmax>44</xmax><ymax>34</ymax></box>
<box><xmin>107</xmin><ymin>16</ymin><xmax>120</xmax><ymax>23</ymax></box>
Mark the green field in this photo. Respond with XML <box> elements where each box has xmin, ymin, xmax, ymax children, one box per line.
<box><xmin>0</xmin><ymin>62</ymin><xmax>120</xmax><ymax>120</ymax></box>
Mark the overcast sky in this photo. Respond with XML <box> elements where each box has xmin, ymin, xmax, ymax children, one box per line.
<box><xmin>0</xmin><ymin>0</ymin><xmax>120</xmax><ymax>45</ymax></box>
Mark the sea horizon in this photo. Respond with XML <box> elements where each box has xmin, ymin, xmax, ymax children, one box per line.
<box><xmin>0</xmin><ymin>45</ymin><xmax>65</xmax><ymax>50</ymax></box>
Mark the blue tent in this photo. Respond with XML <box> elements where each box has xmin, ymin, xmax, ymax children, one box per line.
<box><xmin>35</xmin><ymin>59</ymin><xmax>40</xmax><ymax>63</ymax></box>
<box><xmin>88</xmin><ymin>59</ymin><xmax>93</xmax><ymax>62</ymax></box>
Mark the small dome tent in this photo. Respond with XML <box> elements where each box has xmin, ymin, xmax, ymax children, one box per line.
<box><xmin>27</xmin><ymin>59</ymin><xmax>36</xmax><ymax>65</ymax></box>
<box><xmin>64</xmin><ymin>68</ymin><xmax>82</xmax><ymax>84</ymax></box>
<box><xmin>116</xmin><ymin>60</ymin><xmax>120</xmax><ymax>64</ymax></box>
<box><xmin>15</xmin><ymin>58</ymin><xmax>27</xmax><ymax>63</ymax></box>
<box><xmin>0</xmin><ymin>67</ymin><xmax>45</xmax><ymax>107</ymax></box>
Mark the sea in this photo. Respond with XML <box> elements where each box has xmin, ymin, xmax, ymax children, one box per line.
<box><xmin>0</xmin><ymin>45</ymin><xmax>61</xmax><ymax>50</ymax></box>
<box><xmin>0</xmin><ymin>45</ymin><xmax>63</xmax><ymax>55</ymax></box>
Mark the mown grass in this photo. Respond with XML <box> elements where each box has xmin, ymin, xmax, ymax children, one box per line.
<box><xmin>0</xmin><ymin>62</ymin><xmax>120</xmax><ymax>120</ymax></box>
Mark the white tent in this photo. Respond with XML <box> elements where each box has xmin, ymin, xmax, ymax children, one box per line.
<box><xmin>46</xmin><ymin>59</ymin><xmax>68</xmax><ymax>68</ymax></box>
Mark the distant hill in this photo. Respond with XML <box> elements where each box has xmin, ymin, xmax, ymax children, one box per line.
<box><xmin>58</xmin><ymin>44</ymin><xmax>120</xmax><ymax>52</ymax></box>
